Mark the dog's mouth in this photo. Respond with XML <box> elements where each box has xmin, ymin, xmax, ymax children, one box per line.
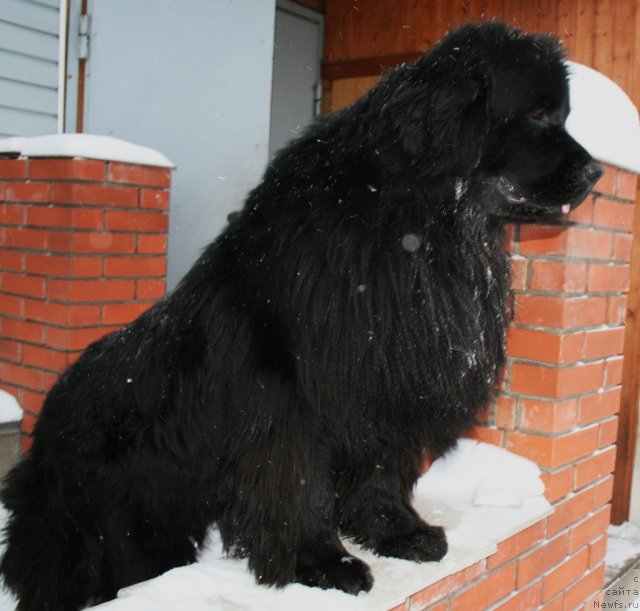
<box><xmin>495</xmin><ymin>177</ymin><xmax>582</xmax><ymax>219</ymax></box>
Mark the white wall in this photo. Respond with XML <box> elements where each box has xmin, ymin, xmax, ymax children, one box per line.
<box><xmin>69</xmin><ymin>0</ymin><xmax>276</xmax><ymax>287</ymax></box>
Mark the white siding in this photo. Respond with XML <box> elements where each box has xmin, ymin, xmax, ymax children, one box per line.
<box><xmin>0</xmin><ymin>0</ymin><xmax>60</xmax><ymax>137</ymax></box>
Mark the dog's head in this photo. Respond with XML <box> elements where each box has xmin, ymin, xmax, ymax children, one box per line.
<box><xmin>380</xmin><ymin>22</ymin><xmax>602</xmax><ymax>221</ymax></box>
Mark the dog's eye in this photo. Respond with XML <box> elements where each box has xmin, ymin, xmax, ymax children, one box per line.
<box><xmin>528</xmin><ymin>110</ymin><xmax>547</xmax><ymax>123</ymax></box>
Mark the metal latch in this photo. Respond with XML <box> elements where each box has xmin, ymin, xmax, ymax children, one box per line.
<box><xmin>78</xmin><ymin>13</ymin><xmax>90</xmax><ymax>60</ymax></box>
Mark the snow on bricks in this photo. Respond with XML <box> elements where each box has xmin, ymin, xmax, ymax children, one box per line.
<box><xmin>0</xmin><ymin>155</ymin><xmax>171</xmax><ymax>450</ymax></box>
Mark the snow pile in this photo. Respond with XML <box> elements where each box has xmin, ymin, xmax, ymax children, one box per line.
<box><xmin>566</xmin><ymin>62</ymin><xmax>640</xmax><ymax>174</ymax></box>
<box><xmin>0</xmin><ymin>134</ymin><xmax>174</xmax><ymax>168</ymax></box>
<box><xmin>421</xmin><ymin>437</ymin><xmax>544</xmax><ymax>507</ymax></box>
<box><xmin>88</xmin><ymin>439</ymin><xmax>550</xmax><ymax>610</ymax></box>
<box><xmin>606</xmin><ymin>522</ymin><xmax>640</xmax><ymax>584</ymax></box>
<box><xmin>0</xmin><ymin>440</ymin><xmax>549</xmax><ymax>609</ymax></box>
<box><xmin>0</xmin><ymin>390</ymin><xmax>22</xmax><ymax>425</ymax></box>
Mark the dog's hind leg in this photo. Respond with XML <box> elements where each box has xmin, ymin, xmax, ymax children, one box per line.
<box><xmin>1</xmin><ymin>458</ymin><xmax>105</xmax><ymax>611</ymax></box>
<box><xmin>336</xmin><ymin>452</ymin><xmax>447</xmax><ymax>563</ymax></box>
<box><xmin>96</xmin><ymin>505</ymin><xmax>203</xmax><ymax>598</ymax></box>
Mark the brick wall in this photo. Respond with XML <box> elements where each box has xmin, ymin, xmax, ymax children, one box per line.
<box><xmin>0</xmin><ymin>156</ymin><xmax>170</xmax><ymax>450</ymax></box>
<box><xmin>398</xmin><ymin>165</ymin><xmax>637</xmax><ymax>610</ymax></box>
<box><xmin>0</xmin><ymin>154</ymin><xmax>636</xmax><ymax>607</ymax></box>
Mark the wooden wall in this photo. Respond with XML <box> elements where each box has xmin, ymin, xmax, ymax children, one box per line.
<box><xmin>321</xmin><ymin>0</ymin><xmax>640</xmax><ymax>524</ymax></box>
<box><xmin>323</xmin><ymin>0</ymin><xmax>638</xmax><ymax>110</ymax></box>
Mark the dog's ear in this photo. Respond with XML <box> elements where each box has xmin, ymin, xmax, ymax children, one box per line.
<box><xmin>388</xmin><ymin>59</ymin><xmax>490</xmax><ymax>177</ymax></box>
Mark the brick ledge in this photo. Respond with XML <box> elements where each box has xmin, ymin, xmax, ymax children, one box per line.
<box><xmin>91</xmin><ymin>440</ymin><xmax>551</xmax><ymax>610</ymax></box>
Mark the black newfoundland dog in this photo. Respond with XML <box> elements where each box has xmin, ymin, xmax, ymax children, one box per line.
<box><xmin>1</xmin><ymin>22</ymin><xmax>601</xmax><ymax>609</ymax></box>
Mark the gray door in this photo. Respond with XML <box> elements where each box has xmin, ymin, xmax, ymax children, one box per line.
<box><xmin>66</xmin><ymin>0</ymin><xmax>277</xmax><ymax>288</ymax></box>
<box><xmin>269</xmin><ymin>1</ymin><xmax>323</xmax><ymax>159</ymax></box>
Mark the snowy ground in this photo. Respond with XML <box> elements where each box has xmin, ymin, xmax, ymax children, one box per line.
<box><xmin>0</xmin><ymin>441</ymin><xmax>638</xmax><ymax>609</ymax></box>
<box><xmin>603</xmin><ymin>524</ymin><xmax>640</xmax><ymax>608</ymax></box>
<box><xmin>606</xmin><ymin>521</ymin><xmax>640</xmax><ymax>585</ymax></box>
<box><xmin>0</xmin><ymin>439</ymin><xmax>551</xmax><ymax>610</ymax></box>
<box><xmin>89</xmin><ymin>440</ymin><xmax>550</xmax><ymax>610</ymax></box>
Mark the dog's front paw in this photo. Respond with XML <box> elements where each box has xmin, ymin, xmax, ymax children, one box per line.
<box><xmin>295</xmin><ymin>554</ymin><xmax>373</xmax><ymax>595</ymax></box>
<box><xmin>376</xmin><ymin>525</ymin><xmax>447</xmax><ymax>562</ymax></box>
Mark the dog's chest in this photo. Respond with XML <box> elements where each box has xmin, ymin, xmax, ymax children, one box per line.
<box><xmin>361</xmin><ymin>230</ymin><xmax>510</xmax><ymax>411</ymax></box>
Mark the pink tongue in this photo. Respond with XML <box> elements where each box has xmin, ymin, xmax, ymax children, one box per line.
<box><xmin>562</xmin><ymin>204</ymin><xmax>571</xmax><ymax>214</ymax></box>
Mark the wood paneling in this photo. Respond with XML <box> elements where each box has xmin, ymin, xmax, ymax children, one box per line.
<box><xmin>324</xmin><ymin>0</ymin><xmax>638</xmax><ymax>97</ymax></box>
<box><xmin>329</xmin><ymin>75</ymin><xmax>378</xmax><ymax>110</ymax></box>
<box><xmin>615</xmin><ymin>187</ymin><xmax>640</xmax><ymax>524</ymax></box>
<box><xmin>322</xmin><ymin>51</ymin><xmax>421</xmax><ymax>80</ymax></box>
<box><xmin>292</xmin><ymin>0</ymin><xmax>326</xmax><ymax>13</ymax></box>
<box><xmin>613</xmin><ymin>1</ymin><xmax>640</xmax><ymax>525</ymax></box>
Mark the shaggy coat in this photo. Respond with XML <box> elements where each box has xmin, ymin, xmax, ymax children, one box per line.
<box><xmin>1</xmin><ymin>22</ymin><xmax>601</xmax><ymax>609</ymax></box>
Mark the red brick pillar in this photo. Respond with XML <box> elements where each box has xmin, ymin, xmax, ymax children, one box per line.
<box><xmin>402</xmin><ymin>166</ymin><xmax>636</xmax><ymax>611</ymax></box>
<box><xmin>476</xmin><ymin>164</ymin><xmax>636</xmax><ymax>607</ymax></box>
<box><xmin>0</xmin><ymin>154</ymin><xmax>171</xmax><ymax>450</ymax></box>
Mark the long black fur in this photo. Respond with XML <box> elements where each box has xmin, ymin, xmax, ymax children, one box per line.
<box><xmin>1</xmin><ymin>22</ymin><xmax>601</xmax><ymax>609</ymax></box>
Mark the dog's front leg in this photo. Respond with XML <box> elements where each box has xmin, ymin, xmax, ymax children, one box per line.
<box><xmin>293</xmin><ymin>462</ymin><xmax>373</xmax><ymax>594</ymax></box>
<box><xmin>336</xmin><ymin>453</ymin><xmax>448</xmax><ymax>563</ymax></box>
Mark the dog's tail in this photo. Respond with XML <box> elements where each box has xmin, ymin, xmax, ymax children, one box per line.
<box><xmin>1</xmin><ymin>455</ymin><xmax>101</xmax><ymax>611</ymax></box>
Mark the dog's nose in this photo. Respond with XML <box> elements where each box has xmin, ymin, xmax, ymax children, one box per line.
<box><xmin>584</xmin><ymin>160</ymin><xmax>604</xmax><ymax>184</ymax></box>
